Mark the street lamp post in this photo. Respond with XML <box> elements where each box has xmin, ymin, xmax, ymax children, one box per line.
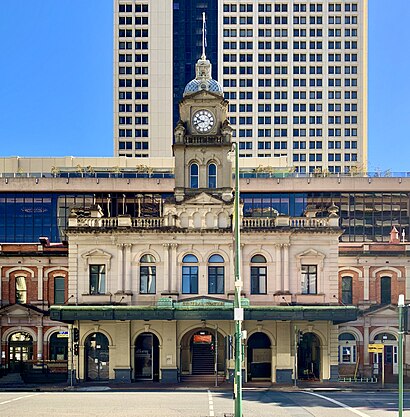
<box><xmin>233</xmin><ymin>142</ymin><xmax>243</xmax><ymax>417</ymax></box>
<box><xmin>398</xmin><ymin>294</ymin><xmax>404</xmax><ymax>417</ymax></box>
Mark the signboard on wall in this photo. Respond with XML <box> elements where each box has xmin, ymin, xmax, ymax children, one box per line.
<box><xmin>368</xmin><ymin>343</ymin><xmax>384</xmax><ymax>353</ymax></box>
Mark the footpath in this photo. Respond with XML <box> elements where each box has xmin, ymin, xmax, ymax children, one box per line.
<box><xmin>0</xmin><ymin>378</ymin><xmax>405</xmax><ymax>393</ymax></box>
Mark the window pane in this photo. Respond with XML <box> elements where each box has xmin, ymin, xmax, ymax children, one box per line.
<box><xmin>140</xmin><ymin>254</ymin><xmax>156</xmax><ymax>263</ymax></box>
<box><xmin>15</xmin><ymin>276</ymin><xmax>27</xmax><ymax>304</ymax></box>
<box><xmin>183</xmin><ymin>254</ymin><xmax>198</xmax><ymax>263</ymax></box>
<box><xmin>54</xmin><ymin>277</ymin><xmax>65</xmax><ymax>304</ymax></box>
<box><xmin>90</xmin><ymin>265</ymin><xmax>105</xmax><ymax>294</ymax></box>
<box><xmin>140</xmin><ymin>265</ymin><xmax>156</xmax><ymax>294</ymax></box>
<box><xmin>251</xmin><ymin>255</ymin><xmax>266</xmax><ymax>263</ymax></box>
<box><xmin>381</xmin><ymin>276</ymin><xmax>391</xmax><ymax>304</ymax></box>
<box><xmin>209</xmin><ymin>254</ymin><xmax>224</xmax><ymax>263</ymax></box>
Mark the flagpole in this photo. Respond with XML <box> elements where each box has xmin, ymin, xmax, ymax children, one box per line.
<box><xmin>202</xmin><ymin>12</ymin><xmax>206</xmax><ymax>59</ymax></box>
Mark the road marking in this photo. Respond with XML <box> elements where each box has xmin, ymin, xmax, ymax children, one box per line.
<box><xmin>303</xmin><ymin>391</ymin><xmax>371</xmax><ymax>417</ymax></box>
<box><xmin>0</xmin><ymin>393</ymin><xmax>41</xmax><ymax>406</ymax></box>
<box><xmin>207</xmin><ymin>390</ymin><xmax>214</xmax><ymax>417</ymax></box>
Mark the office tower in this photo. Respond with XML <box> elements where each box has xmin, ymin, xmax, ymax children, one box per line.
<box><xmin>114</xmin><ymin>0</ymin><xmax>367</xmax><ymax>174</ymax></box>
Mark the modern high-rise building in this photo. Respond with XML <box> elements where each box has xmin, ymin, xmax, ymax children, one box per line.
<box><xmin>114</xmin><ymin>0</ymin><xmax>368</xmax><ymax>174</ymax></box>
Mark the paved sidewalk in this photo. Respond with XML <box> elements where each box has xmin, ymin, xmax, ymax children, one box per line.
<box><xmin>0</xmin><ymin>378</ymin><xmax>406</xmax><ymax>392</ymax></box>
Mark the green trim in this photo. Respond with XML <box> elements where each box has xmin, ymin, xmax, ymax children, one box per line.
<box><xmin>50</xmin><ymin>305</ymin><xmax>357</xmax><ymax>324</ymax></box>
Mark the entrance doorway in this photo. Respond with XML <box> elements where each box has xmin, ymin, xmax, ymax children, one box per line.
<box><xmin>8</xmin><ymin>332</ymin><xmax>33</xmax><ymax>373</ymax></box>
<box><xmin>49</xmin><ymin>332</ymin><xmax>68</xmax><ymax>361</ymax></box>
<box><xmin>135</xmin><ymin>333</ymin><xmax>160</xmax><ymax>381</ymax></box>
<box><xmin>298</xmin><ymin>332</ymin><xmax>320</xmax><ymax>380</ymax></box>
<box><xmin>85</xmin><ymin>332</ymin><xmax>109</xmax><ymax>381</ymax></box>
<box><xmin>373</xmin><ymin>333</ymin><xmax>397</xmax><ymax>383</ymax></box>
<box><xmin>247</xmin><ymin>332</ymin><xmax>271</xmax><ymax>381</ymax></box>
<box><xmin>180</xmin><ymin>328</ymin><xmax>225</xmax><ymax>378</ymax></box>
<box><xmin>191</xmin><ymin>331</ymin><xmax>214</xmax><ymax>375</ymax></box>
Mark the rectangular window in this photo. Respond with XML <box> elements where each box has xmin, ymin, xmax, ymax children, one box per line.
<box><xmin>140</xmin><ymin>266</ymin><xmax>156</xmax><ymax>294</ymax></box>
<box><xmin>251</xmin><ymin>266</ymin><xmax>267</xmax><ymax>294</ymax></box>
<box><xmin>182</xmin><ymin>266</ymin><xmax>198</xmax><ymax>294</ymax></box>
<box><xmin>208</xmin><ymin>266</ymin><xmax>224</xmax><ymax>294</ymax></box>
<box><xmin>90</xmin><ymin>265</ymin><xmax>106</xmax><ymax>295</ymax></box>
<box><xmin>54</xmin><ymin>277</ymin><xmax>65</xmax><ymax>304</ymax></box>
<box><xmin>15</xmin><ymin>276</ymin><xmax>27</xmax><ymax>304</ymax></box>
<box><xmin>340</xmin><ymin>345</ymin><xmax>357</xmax><ymax>363</ymax></box>
<box><xmin>301</xmin><ymin>265</ymin><xmax>317</xmax><ymax>294</ymax></box>
<box><xmin>342</xmin><ymin>276</ymin><xmax>353</xmax><ymax>304</ymax></box>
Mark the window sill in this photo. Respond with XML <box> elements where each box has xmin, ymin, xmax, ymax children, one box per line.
<box><xmin>295</xmin><ymin>293</ymin><xmax>325</xmax><ymax>304</ymax></box>
<box><xmin>81</xmin><ymin>293</ymin><xmax>112</xmax><ymax>304</ymax></box>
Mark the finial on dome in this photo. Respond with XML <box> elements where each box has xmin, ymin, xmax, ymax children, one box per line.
<box><xmin>182</xmin><ymin>14</ymin><xmax>223</xmax><ymax>97</ymax></box>
<box><xmin>202</xmin><ymin>12</ymin><xmax>207</xmax><ymax>60</ymax></box>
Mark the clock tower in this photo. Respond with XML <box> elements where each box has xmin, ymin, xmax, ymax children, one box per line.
<box><xmin>173</xmin><ymin>54</ymin><xmax>233</xmax><ymax>203</ymax></box>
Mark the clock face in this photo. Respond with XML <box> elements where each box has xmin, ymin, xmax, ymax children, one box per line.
<box><xmin>192</xmin><ymin>109</ymin><xmax>215</xmax><ymax>133</ymax></box>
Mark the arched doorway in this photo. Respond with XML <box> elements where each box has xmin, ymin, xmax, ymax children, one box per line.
<box><xmin>298</xmin><ymin>332</ymin><xmax>320</xmax><ymax>380</ymax></box>
<box><xmin>49</xmin><ymin>332</ymin><xmax>68</xmax><ymax>361</ymax></box>
<box><xmin>85</xmin><ymin>332</ymin><xmax>109</xmax><ymax>381</ymax></box>
<box><xmin>8</xmin><ymin>332</ymin><xmax>33</xmax><ymax>373</ymax></box>
<box><xmin>373</xmin><ymin>333</ymin><xmax>397</xmax><ymax>383</ymax></box>
<box><xmin>180</xmin><ymin>328</ymin><xmax>225</xmax><ymax>378</ymax></box>
<box><xmin>135</xmin><ymin>332</ymin><xmax>160</xmax><ymax>381</ymax></box>
<box><xmin>247</xmin><ymin>332</ymin><xmax>271</xmax><ymax>381</ymax></box>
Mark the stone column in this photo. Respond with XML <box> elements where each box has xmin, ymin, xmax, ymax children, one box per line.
<box><xmin>275</xmin><ymin>244</ymin><xmax>282</xmax><ymax>292</ymax></box>
<box><xmin>113</xmin><ymin>320</ymin><xmax>132</xmax><ymax>382</ymax></box>
<box><xmin>37</xmin><ymin>325</ymin><xmax>43</xmax><ymax>360</ymax></box>
<box><xmin>363</xmin><ymin>323</ymin><xmax>370</xmax><ymax>365</ymax></box>
<box><xmin>283</xmin><ymin>244</ymin><xmax>290</xmax><ymax>293</ymax></box>
<box><xmin>363</xmin><ymin>266</ymin><xmax>370</xmax><ymax>301</ymax></box>
<box><xmin>170</xmin><ymin>244</ymin><xmax>178</xmax><ymax>292</ymax></box>
<box><xmin>160</xmin><ymin>320</ymin><xmax>178</xmax><ymax>383</ymax></box>
<box><xmin>117</xmin><ymin>244</ymin><xmax>124</xmax><ymax>293</ymax></box>
<box><xmin>38</xmin><ymin>266</ymin><xmax>44</xmax><ymax>301</ymax></box>
<box><xmin>124</xmin><ymin>244</ymin><xmax>132</xmax><ymax>293</ymax></box>
<box><xmin>229</xmin><ymin>244</ymin><xmax>235</xmax><ymax>293</ymax></box>
<box><xmin>275</xmin><ymin>321</ymin><xmax>293</xmax><ymax>383</ymax></box>
<box><xmin>162</xmin><ymin>243</ymin><xmax>170</xmax><ymax>293</ymax></box>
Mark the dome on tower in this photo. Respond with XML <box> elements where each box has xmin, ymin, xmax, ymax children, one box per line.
<box><xmin>183</xmin><ymin>57</ymin><xmax>223</xmax><ymax>97</ymax></box>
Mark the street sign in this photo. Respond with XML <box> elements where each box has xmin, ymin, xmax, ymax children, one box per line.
<box><xmin>368</xmin><ymin>343</ymin><xmax>384</xmax><ymax>353</ymax></box>
<box><xmin>57</xmin><ymin>331</ymin><xmax>69</xmax><ymax>338</ymax></box>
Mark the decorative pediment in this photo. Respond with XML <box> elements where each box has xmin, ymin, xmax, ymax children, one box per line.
<box><xmin>296</xmin><ymin>249</ymin><xmax>325</xmax><ymax>271</ymax></box>
<box><xmin>81</xmin><ymin>249</ymin><xmax>112</xmax><ymax>271</ymax></box>
<box><xmin>0</xmin><ymin>303</ymin><xmax>44</xmax><ymax>317</ymax></box>
<box><xmin>180</xmin><ymin>89</ymin><xmax>226</xmax><ymax>103</ymax></box>
<box><xmin>183</xmin><ymin>192</ymin><xmax>225</xmax><ymax>206</ymax></box>
<box><xmin>363</xmin><ymin>304</ymin><xmax>397</xmax><ymax>317</ymax></box>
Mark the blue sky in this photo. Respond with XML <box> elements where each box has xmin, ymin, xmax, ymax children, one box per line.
<box><xmin>0</xmin><ymin>1</ymin><xmax>409</xmax><ymax>172</ymax></box>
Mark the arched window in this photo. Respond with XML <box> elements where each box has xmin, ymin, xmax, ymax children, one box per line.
<box><xmin>54</xmin><ymin>276</ymin><xmax>66</xmax><ymax>304</ymax></box>
<box><xmin>374</xmin><ymin>333</ymin><xmax>396</xmax><ymax>342</ymax></box>
<box><xmin>15</xmin><ymin>276</ymin><xmax>27</xmax><ymax>304</ymax></box>
<box><xmin>250</xmin><ymin>255</ymin><xmax>267</xmax><ymax>294</ymax></box>
<box><xmin>140</xmin><ymin>254</ymin><xmax>156</xmax><ymax>294</ymax></box>
<box><xmin>338</xmin><ymin>332</ymin><xmax>357</xmax><ymax>363</ymax></box>
<box><xmin>208</xmin><ymin>163</ymin><xmax>217</xmax><ymax>188</ymax></box>
<box><xmin>341</xmin><ymin>276</ymin><xmax>353</xmax><ymax>304</ymax></box>
<box><xmin>208</xmin><ymin>254</ymin><xmax>224</xmax><ymax>294</ymax></box>
<box><xmin>190</xmin><ymin>163</ymin><xmax>199</xmax><ymax>189</ymax></box>
<box><xmin>380</xmin><ymin>276</ymin><xmax>391</xmax><ymax>304</ymax></box>
<box><xmin>182</xmin><ymin>254</ymin><xmax>198</xmax><ymax>294</ymax></box>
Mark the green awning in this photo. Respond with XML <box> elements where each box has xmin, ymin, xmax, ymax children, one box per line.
<box><xmin>50</xmin><ymin>305</ymin><xmax>357</xmax><ymax>324</ymax></box>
